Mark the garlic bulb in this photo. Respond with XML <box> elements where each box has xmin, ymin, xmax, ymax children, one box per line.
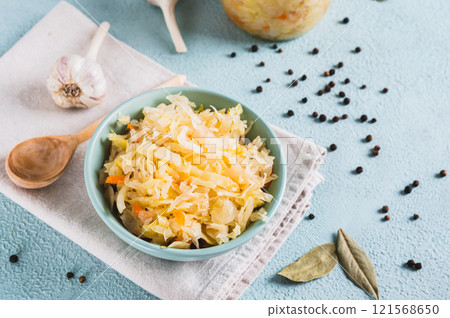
<box><xmin>46</xmin><ymin>22</ymin><xmax>110</xmax><ymax>109</ymax></box>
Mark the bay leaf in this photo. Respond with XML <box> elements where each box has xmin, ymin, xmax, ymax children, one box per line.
<box><xmin>336</xmin><ymin>228</ymin><xmax>380</xmax><ymax>300</ymax></box>
<box><xmin>278</xmin><ymin>243</ymin><xmax>338</xmax><ymax>282</ymax></box>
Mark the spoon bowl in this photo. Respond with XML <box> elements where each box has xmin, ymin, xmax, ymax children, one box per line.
<box><xmin>5</xmin><ymin>135</ymin><xmax>79</xmax><ymax>189</ymax></box>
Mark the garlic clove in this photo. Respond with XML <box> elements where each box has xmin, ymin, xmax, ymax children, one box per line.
<box><xmin>46</xmin><ymin>22</ymin><xmax>110</xmax><ymax>109</ymax></box>
<box><xmin>46</xmin><ymin>55</ymin><xmax>106</xmax><ymax>108</ymax></box>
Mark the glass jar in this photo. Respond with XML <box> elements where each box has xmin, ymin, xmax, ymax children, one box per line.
<box><xmin>221</xmin><ymin>0</ymin><xmax>332</xmax><ymax>41</ymax></box>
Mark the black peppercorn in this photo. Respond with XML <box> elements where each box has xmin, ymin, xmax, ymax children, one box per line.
<box><xmin>407</xmin><ymin>259</ymin><xmax>415</xmax><ymax>268</ymax></box>
<box><xmin>354</xmin><ymin>47</ymin><xmax>361</xmax><ymax>53</ymax></box>
<box><xmin>382</xmin><ymin>88</ymin><xmax>389</xmax><ymax>93</ymax></box>
<box><xmin>384</xmin><ymin>215</ymin><xmax>391</xmax><ymax>221</ymax></box>
<box><xmin>317</xmin><ymin>90</ymin><xmax>323</xmax><ymax>96</ymax></box>
<box><xmin>344</xmin><ymin>78</ymin><xmax>350</xmax><ymax>84</ymax></box>
<box><xmin>343</xmin><ymin>98</ymin><xmax>350</xmax><ymax>105</ymax></box>
<box><xmin>365</xmin><ymin>135</ymin><xmax>373</xmax><ymax>142</ymax></box>
<box><xmin>325</xmin><ymin>85</ymin><xmax>331</xmax><ymax>93</ymax></box>
<box><xmin>329</xmin><ymin>81</ymin><xmax>335</xmax><ymax>87</ymax></box>
<box><xmin>266</xmin><ymin>78</ymin><xmax>271</xmax><ymax>82</ymax></box>
<box><xmin>230</xmin><ymin>52</ymin><xmax>236</xmax><ymax>58</ymax></box>
<box><xmin>291</xmin><ymin>80</ymin><xmax>298</xmax><ymax>87</ymax></box>
<box><xmin>342</xmin><ymin>17</ymin><xmax>349</xmax><ymax>24</ymax></box>
<box><xmin>381</xmin><ymin>205</ymin><xmax>389</xmax><ymax>213</ymax></box>
<box><xmin>287</xmin><ymin>110</ymin><xmax>294</xmax><ymax>117</ymax></box>
<box><xmin>277</xmin><ymin>48</ymin><xmax>283</xmax><ymax>53</ymax></box>
<box><xmin>251</xmin><ymin>44</ymin><xmax>258</xmax><ymax>52</ymax></box>
<box><xmin>361</xmin><ymin>84</ymin><xmax>367</xmax><ymax>89</ymax></box>
<box><xmin>319</xmin><ymin>114</ymin><xmax>327</xmax><ymax>122</ymax></box>
<box><xmin>288</xmin><ymin>69</ymin><xmax>293</xmax><ymax>75</ymax></box>
<box><xmin>404</xmin><ymin>185</ymin><xmax>412</xmax><ymax>194</ymax></box>
<box><xmin>360</xmin><ymin>114</ymin><xmax>368</xmax><ymax>122</ymax></box>
<box><xmin>372</xmin><ymin>149</ymin><xmax>379</xmax><ymax>157</ymax></box>
<box><xmin>413</xmin><ymin>214</ymin><xmax>419</xmax><ymax>220</ymax></box>
<box><xmin>439</xmin><ymin>170</ymin><xmax>447</xmax><ymax>177</ymax></box>
<box><xmin>374</xmin><ymin>145</ymin><xmax>381</xmax><ymax>151</ymax></box>
<box><xmin>337</xmin><ymin>62</ymin><xmax>344</xmax><ymax>68</ymax></box>
<box><xmin>9</xmin><ymin>255</ymin><xmax>18</xmax><ymax>263</ymax></box>
<box><xmin>329</xmin><ymin>69</ymin><xmax>335</xmax><ymax>76</ymax></box>
<box><xmin>272</xmin><ymin>44</ymin><xmax>278</xmax><ymax>49</ymax></box>
<box><xmin>300</xmin><ymin>74</ymin><xmax>307</xmax><ymax>81</ymax></box>
<box><xmin>67</xmin><ymin>272</ymin><xmax>74</xmax><ymax>279</ymax></box>
<box><xmin>330</xmin><ymin>144</ymin><xmax>337</xmax><ymax>151</ymax></box>
<box><xmin>412</xmin><ymin>180</ymin><xmax>420</xmax><ymax>187</ymax></box>
<box><xmin>308</xmin><ymin>213</ymin><xmax>315</xmax><ymax>220</ymax></box>
<box><xmin>356</xmin><ymin>166</ymin><xmax>363</xmax><ymax>174</ymax></box>
<box><xmin>259</xmin><ymin>61</ymin><xmax>265</xmax><ymax>67</ymax></box>
<box><xmin>339</xmin><ymin>91</ymin><xmax>346</xmax><ymax>98</ymax></box>
<box><xmin>342</xmin><ymin>114</ymin><xmax>348</xmax><ymax>119</ymax></box>
<box><xmin>79</xmin><ymin>276</ymin><xmax>86</xmax><ymax>283</ymax></box>
<box><xmin>370</xmin><ymin>118</ymin><xmax>377</xmax><ymax>123</ymax></box>
<box><xmin>332</xmin><ymin>116</ymin><xmax>340</xmax><ymax>123</ymax></box>
<box><xmin>256</xmin><ymin>86</ymin><xmax>263</xmax><ymax>93</ymax></box>
<box><xmin>414</xmin><ymin>263</ymin><xmax>422</xmax><ymax>270</ymax></box>
<box><xmin>312</xmin><ymin>111</ymin><xmax>318</xmax><ymax>118</ymax></box>
<box><xmin>302</xmin><ymin>97</ymin><xmax>308</xmax><ymax>103</ymax></box>
<box><xmin>312</xmin><ymin>48</ymin><xmax>319</xmax><ymax>54</ymax></box>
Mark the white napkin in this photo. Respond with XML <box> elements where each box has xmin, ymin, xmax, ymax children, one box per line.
<box><xmin>0</xmin><ymin>1</ymin><xmax>326</xmax><ymax>299</ymax></box>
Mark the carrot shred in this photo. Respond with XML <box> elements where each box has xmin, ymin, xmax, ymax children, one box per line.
<box><xmin>277</xmin><ymin>13</ymin><xmax>289</xmax><ymax>20</ymax></box>
<box><xmin>126</xmin><ymin>122</ymin><xmax>135</xmax><ymax>130</ymax></box>
<box><xmin>133</xmin><ymin>202</ymin><xmax>144</xmax><ymax>215</ymax></box>
<box><xmin>262</xmin><ymin>25</ymin><xmax>270</xmax><ymax>31</ymax></box>
<box><xmin>105</xmin><ymin>175</ymin><xmax>125</xmax><ymax>184</ymax></box>
<box><xmin>173</xmin><ymin>211</ymin><xmax>185</xmax><ymax>226</ymax></box>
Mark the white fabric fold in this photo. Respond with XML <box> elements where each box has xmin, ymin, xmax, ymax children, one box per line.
<box><xmin>0</xmin><ymin>1</ymin><xmax>326</xmax><ymax>299</ymax></box>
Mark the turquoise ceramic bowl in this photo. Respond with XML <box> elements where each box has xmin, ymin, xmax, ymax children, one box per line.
<box><xmin>85</xmin><ymin>87</ymin><xmax>286</xmax><ymax>261</ymax></box>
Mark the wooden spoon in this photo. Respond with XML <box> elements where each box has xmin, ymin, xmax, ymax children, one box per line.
<box><xmin>5</xmin><ymin>74</ymin><xmax>187</xmax><ymax>189</ymax></box>
<box><xmin>147</xmin><ymin>0</ymin><xmax>187</xmax><ymax>53</ymax></box>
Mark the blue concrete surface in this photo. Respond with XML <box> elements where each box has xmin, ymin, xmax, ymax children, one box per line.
<box><xmin>1</xmin><ymin>0</ymin><xmax>449</xmax><ymax>300</ymax></box>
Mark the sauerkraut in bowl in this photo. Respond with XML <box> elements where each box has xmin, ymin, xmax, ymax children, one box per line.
<box><xmin>101</xmin><ymin>94</ymin><xmax>278</xmax><ymax>249</ymax></box>
<box><xmin>85</xmin><ymin>87</ymin><xmax>286</xmax><ymax>260</ymax></box>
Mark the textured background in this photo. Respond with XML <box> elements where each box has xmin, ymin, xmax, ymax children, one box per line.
<box><xmin>0</xmin><ymin>0</ymin><xmax>449</xmax><ymax>300</ymax></box>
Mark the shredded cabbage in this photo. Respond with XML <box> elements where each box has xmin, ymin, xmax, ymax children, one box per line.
<box><xmin>103</xmin><ymin>94</ymin><xmax>277</xmax><ymax>248</ymax></box>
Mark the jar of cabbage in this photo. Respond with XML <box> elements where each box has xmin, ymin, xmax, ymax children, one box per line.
<box><xmin>221</xmin><ymin>0</ymin><xmax>332</xmax><ymax>41</ymax></box>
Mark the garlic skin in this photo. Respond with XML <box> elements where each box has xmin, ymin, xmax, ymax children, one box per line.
<box><xmin>46</xmin><ymin>55</ymin><xmax>107</xmax><ymax>109</ymax></box>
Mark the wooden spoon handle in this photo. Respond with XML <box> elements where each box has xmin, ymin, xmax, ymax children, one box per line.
<box><xmin>73</xmin><ymin>74</ymin><xmax>187</xmax><ymax>144</ymax></box>
<box><xmin>156</xmin><ymin>74</ymin><xmax>187</xmax><ymax>88</ymax></box>
<box><xmin>74</xmin><ymin>115</ymin><xmax>106</xmax><ymax>144</ymax></box>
